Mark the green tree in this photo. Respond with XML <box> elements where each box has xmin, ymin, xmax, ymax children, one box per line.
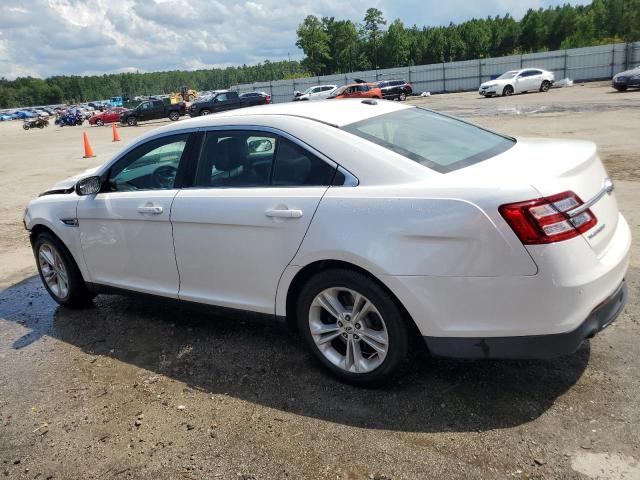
<box><xmin>295</xmin><ymin>15</ymin><xmax>331</xmax><ymax>75</ymax></box>
<box><xmin>381</xmin><ymin>19</ymin><xmax>410</xmax><ymax>67</ymax></box>
<box><xmin>363</xmin><ymin>7</ymin><xmax>387</xmax><ymax>68</ymax></box>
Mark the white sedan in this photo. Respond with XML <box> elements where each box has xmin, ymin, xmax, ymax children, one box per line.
<box><xmin>24</xmin><ymin>100</ymin><xmax>630</xmax><ymax>386</ymax></box>
<box><xmin>479</xmin><ymin>68</ymin><xmax>555</xmax><ymax>97</ymax></box>
<box><xmin>293</xmin><ymin>85</ymin><xmax>337</xmax><ymax>101</ymax></box>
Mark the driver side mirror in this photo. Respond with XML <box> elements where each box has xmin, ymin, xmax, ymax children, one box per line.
<box><xmin>76</xmin><ymin>176</ymin><xmax>102</xmax><ymax>195</ymax></box>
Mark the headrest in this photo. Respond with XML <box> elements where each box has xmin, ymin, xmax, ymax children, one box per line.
<box><xmin>214</xmin><ymin>137</ymin><xmax>249</xmax><ymax>171</ymax></box>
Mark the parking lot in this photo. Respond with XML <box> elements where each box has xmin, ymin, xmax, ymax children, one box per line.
<box><xmin>0</xmin><ymin>82</ymin><xmax>639</xmax><ymax>479</ymax></box>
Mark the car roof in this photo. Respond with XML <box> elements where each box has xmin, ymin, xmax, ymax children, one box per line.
<box><xmin>143</xmin><ymin>99</ymin><xmax>410</xmax><ymax>140</ymax></box>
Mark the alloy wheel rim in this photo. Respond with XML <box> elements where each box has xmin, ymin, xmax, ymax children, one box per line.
<box><xmin>309</xmin><ymin>287</ymin><xmax>388</xmax><ymax>374</ymax></box>
<box><xmin>38</xmin><ymin>243</ymin><xmax>69</xmax><ymax>299</ymax></box>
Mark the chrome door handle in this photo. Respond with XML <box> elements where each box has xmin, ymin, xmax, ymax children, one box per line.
<box><xmin>137</xmin><ymin>205</ymin><xmax>163</xmax><ymax>214</ymax></box>
<box><xmin>265</xmin><ymin>208</ymin><xmax>303</xmax><ymax>219</ymax></box>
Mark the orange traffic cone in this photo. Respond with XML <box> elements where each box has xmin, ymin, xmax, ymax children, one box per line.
<box><xmin>82</xmin><ymin>132</ymin><xmax>95</xmax><ymax>158</ymax></box>
<box><xmin>112</xmin><ymin>123</ymin><xmax>120</xmax><ymax>142</ymax></box>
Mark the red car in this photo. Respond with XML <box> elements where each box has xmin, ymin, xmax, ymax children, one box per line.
<box><xmin>89</xmin><ymin>107</ymin><xmax>127</xmax><ymax>126</ymax></box>
<box><xmin>327</xmin><ymin>82</ymin><xmax>382</xmax><ymax>100</ymax></box>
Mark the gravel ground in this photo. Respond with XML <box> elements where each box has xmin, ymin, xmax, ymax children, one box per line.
<box><xmin>0</xmin><ymin>82</ymin><xmax>639</xmax><ymax>479</ymax></box>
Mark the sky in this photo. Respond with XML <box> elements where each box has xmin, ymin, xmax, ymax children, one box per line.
<box><xmin>0</xmin><ymin>0</ymin><xmax>592</xmax><ymax>80</ymax></box>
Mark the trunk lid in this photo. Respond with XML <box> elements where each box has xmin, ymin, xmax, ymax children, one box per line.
<box><xmin>457</xmin><ymin>138</ymin><xmax>619</xmax><ymax>256</ymax></box>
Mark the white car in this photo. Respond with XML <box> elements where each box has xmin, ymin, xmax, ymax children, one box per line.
<box><xmin>293</xmin><ymin>85</ymin><xmax>337</xmax><ymax>101</ymax></box>
<box><xmin>479</xmin><ymin>69</ymin><xmax>555</xmax><ymax>97</ymax></box>
<box><xmin>24</xmin><ymin>100</ymin><xmax>630</xmax><ymax>386</ymax></box>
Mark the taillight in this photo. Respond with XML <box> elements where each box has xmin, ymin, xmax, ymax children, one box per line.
<box><xmin>499</xmin><ymin>191</ymin><xmax>597</xmax><ymax>244</ymax></box>
<box><xmin>266</xmin><ymin>95</ymin><xmax>271</xmax><ymax>104</ymax></box>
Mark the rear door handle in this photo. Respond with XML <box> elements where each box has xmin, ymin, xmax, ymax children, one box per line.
<box><xmin>137</xmin><ymin>205</ymin><xmax>163</xmax><ymax>214</ymax></box>
<box><xmin>265</xmin><ymin>208</ymin><xmax>303</xmax><ymax>219</ymax></box>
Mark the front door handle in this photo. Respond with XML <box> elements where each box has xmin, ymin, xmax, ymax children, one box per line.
<box><xmin>137</xmin><ymin>204</ymin><xmax>163</xmax><ymax>214</ymax></box>
<box><xmin>265</xmin><ymin>208</ymin><xmax>303</xmax><ymax>219</ymax></box>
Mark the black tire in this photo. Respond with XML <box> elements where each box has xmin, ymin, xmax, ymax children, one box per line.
<box><xmin>502</xmin><ymin>85</ymin><xmax>514</xmax><ymax>96</ymax></box>
<box><xmin>614</xmin><ymin>85</ymin><xmax>628</xmax><ymax>92</ymax></box>
<box><xmin>200</xmin><ymin>109</ymin><xmax>211</xmax><ymax>116</ymax></box>
<box><xmin>540</xmin><ymin>80</ymin><xmax>551</xmax><ymax>92</ymax></box>
<box><xmin>169</xmin><ymin>111</ymin><xmax>180</xmax><ymax>121</ymax></box>
<box><xmin>399</xmin><ymin>92</ymin><xmax>407</xmax><ymax>101</ymax></box>
<box><xmin>127</xmin><ymin>116</ymin><xmax>137</xmax><ymax>126</ymax></box>
<box><xmin>38</xmin><ymin>124</ymin><xmax>44</xmax><ymax>129</ymax></box>
<box><xmin>23</xmin><ymin>124</ymin><xmax>29</xmax><ymax>130</ymax></box>
<box><xmin>296</xmin><ymin>268</ymin><xmax>410</xmax><ymax>387</ymax></box>
<box><xmin>96</xmin><ymin>119</ymin><xmax>104</xmax><ymax>126</ymax></box>
<box><xmin>33</xmin><ymin>232</ymin><xmax>95</xmax><ymax>308</ymax></box>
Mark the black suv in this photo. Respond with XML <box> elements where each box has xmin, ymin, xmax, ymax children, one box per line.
<box><xmin>376</xmin><ymin>80</ymin><xmax>413</xmax><ymax>101</ymax></box>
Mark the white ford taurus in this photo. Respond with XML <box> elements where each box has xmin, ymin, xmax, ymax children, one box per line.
<box><xmin>24</xmin><ymin>99</ymin><xmax>630</xmax><ymax>386</ymax></box>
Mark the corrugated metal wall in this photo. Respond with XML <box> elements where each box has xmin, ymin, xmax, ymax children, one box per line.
<box><xmin>232</xmin><ymin>42</ymin><xmax>640</xmax><ymax>104</ymax></box>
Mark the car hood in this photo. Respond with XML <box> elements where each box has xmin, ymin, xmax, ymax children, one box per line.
<box><xmin>480</xmin><ymin>79</ymin><xmax>509</xmax><ymax>88</ymax></box>
<box><xmin>44</xmin><ymin>166</ymin><xmax>101</xmax><ymax>193</ymax></box>
<box><xmin>613</xmin><ymin>67</ymin><xmax>640</xmax><ymax>79</ymax></box>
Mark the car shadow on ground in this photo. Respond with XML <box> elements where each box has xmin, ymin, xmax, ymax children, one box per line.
<box><xmin>0</xmin><ymin>275</ymin><xmax>589</xmax><ymax>433</ymax></box>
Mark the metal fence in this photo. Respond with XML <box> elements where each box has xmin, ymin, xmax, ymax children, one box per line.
<box><xmin>231</xmin><ymin>42</ymin><xmax>640</xmax><ymax>104</ymax></box>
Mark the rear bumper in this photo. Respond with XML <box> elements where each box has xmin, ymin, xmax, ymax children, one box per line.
<box><xmin>423</xmin><ymin>279</ymin><xmax>627</xmax><ymax>359</ymax></box>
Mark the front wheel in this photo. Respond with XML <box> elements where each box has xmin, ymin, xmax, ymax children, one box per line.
<box><xmin>168</xmin><ymin>111</ymin><xmax>180</xmax><ymax>121</ymax></box>
<box><xmin>296</xmin><ymin>269</ymin><xmax>410</xmax><ymax>386</ymax></box>
<box><xmin>96</xmin><ymin>119</ymin><xmax>104</xmax><ymax>126</ymax></box>
<box><xmin>127</xmin><ymin>116</ymin><xmax>137</xmax><ymax>126</ymax></box>
<box><xmin>200</xmin><ymin>109</ymin><xmax>211</xmax><ymax>116</ymax></box>
<box><xmin>614</xmin><ymin>85</ymin><xmax>628</xmax><ymax>92</ymax></box>
<box><xmin>33</xmin><ymin>233</ymin><xmax>95</xmax><ymax>308</ymax></box>
<box><xmin>540</xmin><ymin>80</ymin><xmax>551</xmax><ymax>92</ymax></box>
<box><xmin>23</xmin><ymin>124</ymin><xmax>30</xmax><ymax>130</ymax></box>
<box><xmin>502</xmin><ymin>85</ymin><xmax>514</xmax><ymax>96</ymax></box>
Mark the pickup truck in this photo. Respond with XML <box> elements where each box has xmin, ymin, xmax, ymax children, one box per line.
<box><xmin>119</xmin><ymin>99</ymin><xmax>186</xmax><ymax>126</ymax></box>
<box><xmin>188</xmin><ymin>90</ymin><xmax>269</xmax><ymax>117</ymax></box>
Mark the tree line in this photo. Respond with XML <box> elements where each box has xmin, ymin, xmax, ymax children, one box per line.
<box><xmin>297</xmin><ymin>0</ymin><xmax>640</xmax><ymax>74</ymax></box>
<box><xmin>0</xmin><ymin>61</ymin><xmax>305</xmax><ymax>109</ymax></box>
<box><xmin>1</xmin><ymin>0</ymin><xmax>639</xmax><ymax>109</ymax></box>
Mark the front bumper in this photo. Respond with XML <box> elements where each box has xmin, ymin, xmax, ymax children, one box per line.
<box><xmin>479</xmin><ymin>88</ymin><xmax>497</xmax><ymax>96</ymax></box>
<box><xmin>423</xmin><ymin>279</ymin><xmax>627</xmax><ymax>359</ymax></box>
<box><xmin>613</xmin><ymin>78</ymin><xmax>640</xmax><ymax>88</ymax></box>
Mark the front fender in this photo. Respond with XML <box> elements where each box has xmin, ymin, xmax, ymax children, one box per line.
<box><xmin>25</xmin><ymin>195</ymin><xmax>90</xmax><ymax>282</ymax></box>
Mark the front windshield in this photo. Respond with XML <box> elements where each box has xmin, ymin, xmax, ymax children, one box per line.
<box><xmin>328</xmin><ymin>86</ymin><xmax>347</xmax><ymax>98</ymax></box>
<box><xmin>497</xmin><ymin>71</ymin><xmax>518</xmax><ymax>79</ymax></box>
<box><xmin>342</xmin><ymin>107</ymin><xmax>515</xmax><ymax>173</ymax></box>
<box><xmin>302</xmin><ymin>87</ymin><xmax>316</xmax><ymax>95</ymax></box>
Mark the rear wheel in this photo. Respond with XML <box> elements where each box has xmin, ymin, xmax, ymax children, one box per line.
<box><xmin>296</xmin><ymin>269</ymin><xmax>409</xmax><ymax>386</ymax></box>
<box><xmin>399</xmin><ymin>92</ymin><xmax>407</xmax><ymax>101</ymax></box>
<box><xmin>540</xmin><ymin>80</ymin><xmax>551</xmax><ymax>92</ymax></box>
<box><xmin>200</xmin><ymin>109</ymin><xmax>211</xmax><ymax>116</ymax></box>
<box><xmin>33</xmin><ymin>232</ymin><xmax>95</xmax><ymax>308</ymax></box>
<box><xmin>127</xmin><ymin>116</ymin><xmax>137</xmax><ymax>126</ymax></box>
<box><xmin>502</xmin><ymin>85</ymin><xmax>514</xmax><ymax>96</ymax></box>
<box><xmin>168</xmin><ymin>111</ymin><xmax>180</xmax><ymax>121</ymax></box>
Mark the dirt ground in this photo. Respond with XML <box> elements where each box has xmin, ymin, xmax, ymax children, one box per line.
<box><xmin>0</xmin><ymin>82</ymin><xmax>639</xmax><ymax>479</ymax></box>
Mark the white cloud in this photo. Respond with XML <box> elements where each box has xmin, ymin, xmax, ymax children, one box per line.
<box><xmin>0</xmin><ymin>0</ymin><xmax>592</xmax><ymax>79</ymax></box>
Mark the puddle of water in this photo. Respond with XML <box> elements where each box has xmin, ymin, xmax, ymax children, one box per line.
<box><xmin>572</xmin><ymin>452</ymin><xmax>640</xmax><ymax>479</ymax></box>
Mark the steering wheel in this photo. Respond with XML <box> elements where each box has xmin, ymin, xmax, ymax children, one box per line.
<box><xmin>152</xmin><ymin>165</ymin><xmax>177</xmax><ymax>189</ymax></box>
